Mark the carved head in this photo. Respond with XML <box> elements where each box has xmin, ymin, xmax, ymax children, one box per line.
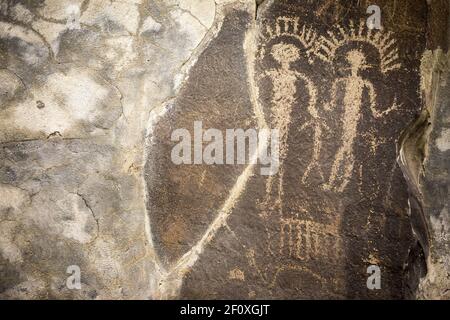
<box><xmin>271</xmin><ymin>42</ymin><xmax>300</xmax><ymax>67</ymax></box>
<box><xmin>346</xmin><ymin>49</ymin><xmax>367</xmax><ymax>73</ymax></box>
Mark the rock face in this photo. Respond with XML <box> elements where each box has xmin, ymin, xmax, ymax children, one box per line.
<box><xmin>399</xmin><ymin>0</ymin><xmax>450</xmax><ymax>298</ymax></box>
<box><xmin>0</xmin><ymin>0</ymin><xmax>219</xmax><ymax>299</ymax></box>
<box><xmin>172</xmin><ymin>0</ymin><xmax>426</xmax><ymax>299</ymax></box>
<box><xmin>412</xmin><ymin>49</ymin><xmax>450</xmax><ymax>300</ymax></box>
<box><xmin>0</xmin><ymin>0</ymin><xmax>448</xmax><ymax>300</ymax></box>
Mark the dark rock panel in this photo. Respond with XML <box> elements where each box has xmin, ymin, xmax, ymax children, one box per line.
<box><xmin>145</xmin><ymin>8</ymin><xmax>255</xmax><ymax>268</ymax></box>
<box><xmin>171</xmin><ymin>0</ymin><xmax>428</xmax><ymax>299</ymax></box>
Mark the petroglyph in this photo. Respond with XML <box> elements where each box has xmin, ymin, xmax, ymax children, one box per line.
<box><xmin>250</xmin><ymin>17</ymin><xmax>343</xmax><ymax>284</ymax></box>
<box><xmin>316</xmin><ymin>21</ymin><xmax>402</xmax><ymax>74</ymax></box>
<box><xmin>279</xmin><ymin>218</ymin><xmax>342</xmax><ymax>263</ymax></box>
<box><xmin>243</xmin><ymin>216</ymin><xmax>342</xmax><ymax>288</ymax></box>
<box><xmin>258</xmin><ymin>17</ymin><xmax>317</xmax><ymax>63</ymax></box>
<box><xmin>319</xmin><ymin>21</ymin><xmax>402</xmax><ymax>192</ymax></box>
<box><xmin>245</xmin><ymin>18</ymin><xmax>408</xmax><ymax>294</ymax></box>
<box><xmin>151</xmin><ymin>17</ymin><xmax>412</xmax><ymax>296</ymax></box>
<box><xmin>260</xmin><ymin>42</ymin><xmax>319</xmax><ymax>213</ymax></box>
<box><xmin>246</xmin><ymin>246</ymin><xmax>327</xmax><ymax>289</ymax></box>
<box><xmin>256</xmin><ymin>17</ymin><xmax>327</xmax><ymax>217</ymax></box>
<box><xmin>0</xmin><ymin>0</ymin><xmax>433</xmax><ymax>300</ymax></box>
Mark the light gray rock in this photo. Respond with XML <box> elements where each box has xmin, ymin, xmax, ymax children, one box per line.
<box><xmin>0</xmin><ymin>0</ymin><xmax>227</xmax><ymax>299</ymax></box>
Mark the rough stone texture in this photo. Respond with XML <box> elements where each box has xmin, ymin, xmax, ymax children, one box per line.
<box><xmin>174</xmin><ymin>0</ymin><xmax>426</xmax><ymax>299</ymax></box>
<box><xmin>416</xmin><ymin>49</ymin><xmax>450</xmax><ymax>299</ymax></box>
<box><xmin>146</xmin><ymin>9</ymin><xmax>254</xmax><ymax>266</ymax></box>
<box><xmin>399</xmin><ymin>0</ymin><xmax>450</xmax><ymax>299</ymax></box>
<box><xmin>0</xmin><ymin>0</ymin><xmax>449</xmax><ymax>300</ymax></box>
<box><xmin>0</xmin><ymin>0</ymin><xmax>221</xmax><ymax>299</ymax></box>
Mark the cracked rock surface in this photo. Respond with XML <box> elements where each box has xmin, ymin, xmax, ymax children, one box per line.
<box><xmin>0</xmin><ymin>0</ymin><xmax>449</xmax><ymax>299</ymax></box>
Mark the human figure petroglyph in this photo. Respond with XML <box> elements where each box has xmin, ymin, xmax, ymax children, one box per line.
<box><xmin>259</xmin><ymin>42</ymin><xmax>326</xmax><ymax>256</ymax></box>
<box><xmin>317</xmin><ymin>21</ymin><xmax>402</xmax><ymax>193</ymax></box>
<box><xmin>257</xmin><ymin>17</ymin><xmax>328</xmax><ymax>214</ymax></box>
<box><xmin>322</xmin><ymin>50</ymin><xmax>400</xmax><ymax>192</ymax></box>
<box><xmin>322</xmin><ymin>49</ymin><xmax>394</xmax><ymax>192</ymax></box>
<box><xmin>253</xmin><ymin>17</ymin><xmax>335</xmax><ymax>260</ymax></box>
<box><xmin>260</xmin><ymin>42</ymin><xmax>319</xmax><ymax>217</ymax></box>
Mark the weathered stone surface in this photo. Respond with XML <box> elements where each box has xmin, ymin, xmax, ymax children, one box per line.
<box><xmin>0</xmin><ymin>0</ymin><xmax>221</xmax><ymax>299</ymax></box>
<box><xmin>398</xmin><ymin>0</ymin><xmax>449</xmax><ymax>300</ymax></box>
<box><xmin>170</xmin><ymin>0</ymin><xmax>427</xmax><ymax>299</ymax></box>
<box><xmin>416</xmin><ymin>50</ymin><xmax>450</xmax><ymax>299</ymax></box>
<box><xmin>0</xmin><ymin>0</ymin><xmax>448</xmax><ymax>300</ymax></box>
<box><xmin>146</xmin><ymin>8</ymin><xmax>254</xmax><ymax>267</ymax></box>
